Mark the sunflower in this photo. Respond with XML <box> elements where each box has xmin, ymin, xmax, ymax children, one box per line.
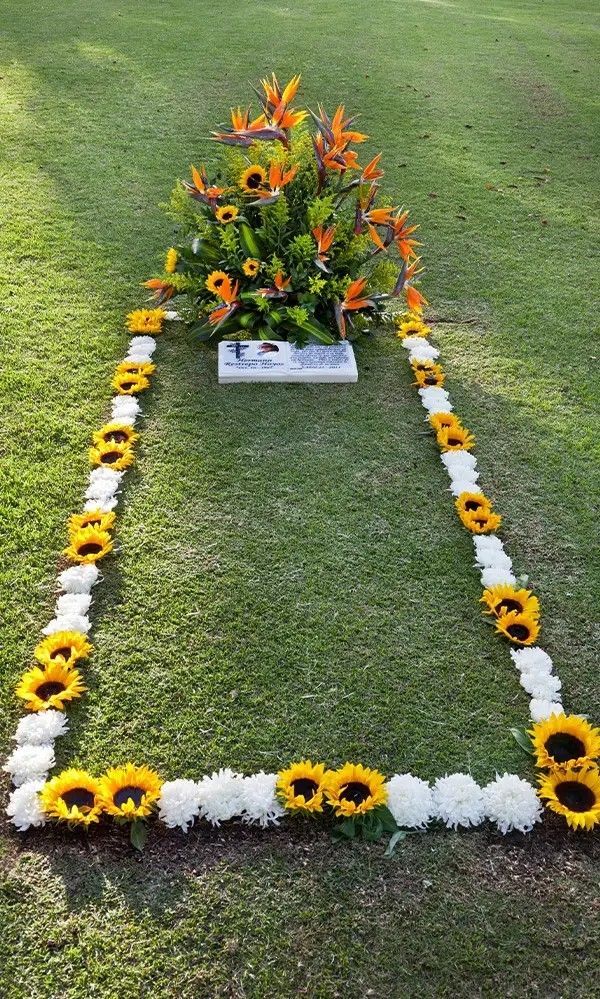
<box><xmin>89</xmin><ymin>440</ymin><xmax>134</xmax><ymax>471</ymax></box>
<box><xmin>411</xmin><ymin>360</ymin><xmax>436</xmax><ymax>374</ymax></box>
<box><xmin>459</xmin><ymin>508</ymin><xmax>502</xmax><ymax>534</ymax></box>
<box><xmin>92</xmin><ymin>422</ymin><xmax>139</xmax><ymax>448</ymax></box>
<box><xmin>413</xmin><ymin>364</ymin><xmax>445</xmax><ymax>388</ymax></box>
<box><xmin>126</xmin><ymin>309</ymin><xmax>166</xmax><ymax>334</ymax></box>
<box><xmin>429</xmin><ymin>412</ymin><xmax>463</xmax><ymax>433</ymax></box>
<box><xmin>436</xmin><ymin>426</ymin><xmax>475</xmax><ymax>451</ymax></box>
<box><xmin>242</xmin><ymin>257</ymin><xmax>260</xmax><ymax>278</ymax></box>
<box><xmin>164</xmin><ymin>248</ymin><xmax>178</xmax><ymax>274</ymax></box>
<box><xmin>480</xmin><ymin>583</ymin><xmax>540</xmax><ymax>620</ymax></box>
<box><xmin>34</xmin><ymin>630</ymin><xmax>93</xmax><ymax>668</ymax></box>
<box><xmin>40</xmin><ymin>769</ymin><xmax>102</xmax><ymax>826</ymax></box>
<box><xmin>240</xmin><ymin>164</ymin><xmax>267</xmax><ymax>193</ymax></box>
<box><xmin>16</xmin><ymin>661</ymin><xmax>87</xmax><ymax>712</ymax></box>
<box><xmin>276</xmin><ymin>760</ymin><xmax>329</xmax><ymax>813</ymax></box>
<box><xmin>529</xmin><ymin>713</ymin><xmax>600</xmax><ymax>769</ymax></box>
<box><xmin>455</xmin><ymin>492</ymin><xmax>492</xmax><ymax>517</ymax></box>
<box><xmin>64</xmin><ymin>525</ymin><xmax>113</xmax><ymax>563</ymax></box>
<box><xmin>205</xmin><ymin>270</ymin><xmax>230</xmax><ymax>295</ymax></box>
<box><xmin>494</xmin><ymin>609</ymin><xmax>540</xmax><ymax>646</ymax></box>
<box><xmin>395</xmin><ymin>316</ymin><xmax>431</xmax><ymax>339</ymax></box>
<box><xmin>69</xmin><ymin>509</ymin><xmax>116</xmax><ymax>534</ymax></box>
<box><xmin>98</xmin><ymin>763</ymin><xmax>163</xmax><ymax>820</ymax></box>
<box><xmin>538</xmin><ymin>765</ymin><xmax>600</xmax><ymax>831</ymax></box>
<box><xmin>115</xmin><ymin>360</ymin><xmax>156</xmax><ymax>378</ymax></box>
<box><xmin>324</xmin><ymin>762</ymin><xmax>387</xmax><ymax>818</ymax></box>
<box><xmin>215</xmin><ymin>205</ymin><xmax>239</xmax><ymax>224</ymax></box>
<box><xmin>112</xmin><ymin>371</ymin><xmax>151</xmax><ymax>395</ymax></box>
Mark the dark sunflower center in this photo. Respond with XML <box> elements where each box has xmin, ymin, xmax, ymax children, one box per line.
<box><xmin>246</xmin><ymin>172</ymin><xmax>263</xmax><ymax>189</ymax></box>
<box><xmin>340</xmin><ymin>781</ymin><xmax>371</xmax><ymax>805</ymax></box>
<box><xmin>465</xmin><ymin>499</ymin><xmax>483</xmax><ymax>512</ymax></box>
<box><xmin>104</xmin><ymin>430</ymin><xmax>129</xmax><ymax>443</ymax></box>
<box><xmin>424</xmin><ymin>375</ymin><xmax>439</xmax><ymax>385</ymax></box>
<box><xmin>120</xmin><ymin>381</ymin><xmax>135</xmax><ymax>390</ymax></box>
<box><xmin>50</xmin><ymin>646</ymin><xmax>73</xmax><ymax>660</ymax></box>
<box><xmin>448</xmin><ymin>437</ymin><xmax>462</xmax><ymax>447</ymax></box>
<box><xmin>62</xmin><ymin>788</ymin><xmax>95</xmax><ymax>810</ymax></box>
<box><xmin>213</xmin><ymin>277</ymin><xmax>225</xmax><ymax>288</ymax></box>
<box><xmin>222</xmin><ymin>211</ymin><xmax>233</xmax><ymax>220</ymax></box>
<box><xmin>555</xmin><ymin>781</ymin><xmax>596</xmax><ymax>812</ymax></box>
<box><xmin>291</xmin><ymin>778</ymin><xmax>318</xmax><ymax>800</ymax></box>
<box><xmin>78</xmin><ymin>542</ymin><xmax>103</xmax><ymax>556</ymax></box>
<box><xmin>99</xmin><ymin>451</ymin><xmax>121</xmax><ymax>465</ymax></box>
<box><xmin>545</xmin><ymin>733</ymin><xmax>586</xmax><ymax>764</ymax></box>
<box><xmin>507</xmin><ymin>623</ymin><xmax>530</xmax><ymax>641</ymax></box>
<box><xmin>495</xmin><ymin>598</ymin><xmax>523</xmax><ymax>615</ymax></box>
<box><xmin>36</xmin><ymin>681</ymin><xmax>65</xmax><ymax>700</ymax></box>
<box><xmin>113</xmin><ymin>785</ymin><xmax>145</xmax><ymax>808</ymax></box>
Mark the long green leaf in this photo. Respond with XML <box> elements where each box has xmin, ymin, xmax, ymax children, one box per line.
<box><xmin>510</xmin><ymin>727</ymin><xmax>535</xmax><ymax>755</ymax></box>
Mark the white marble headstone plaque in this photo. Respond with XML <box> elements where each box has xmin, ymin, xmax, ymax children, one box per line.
<box><xmin>218</xmin><ymin>340</ymin><xmax>358</xmax><ymax>384</ymax></box>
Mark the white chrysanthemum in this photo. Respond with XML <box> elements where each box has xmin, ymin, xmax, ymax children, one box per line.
<box><xmin>56</xmin><ymin>593</ymin><xmax>92</xmax><ymax>617</ymax></box>
<box><xmin>418</xmin><ymin>386</ymin><xmax>452</xmax><ymax>414</ymax></box>
<box><xmin>3</xmin><ymin>744</ymin><xmax>55</xmax><ymax>787</ymax></box>
<box><xmin>197</xmin><ymin>768</ymin><xmax>243</xmax><ymax>826</ymax></box>
<box><xmin>529</xmin><ymin>698</ymin><xmax>563</xmax><ymax>722</ymax></box>
<box><xmin>386</xmin><ymin>774</ymin><xmax>433</xmax><ymax>829</ymax></box>
<box><xmin>42</xmin><ymin>614</ymin><xmax>91</xmax><ymax>636</ymax></box>
<box><xmin>84</xmin><ymin>485</ymin><xmax>120</xmax><ymax>504</ymax></box>
<box><xmin>57</xmin><ymin>563</ymin><xmax>99</xmax><ymax>594</ymax></box>
<box><xmin>14</xmin><ymin>710</ymin><xmax>69</xmax><ymax>746</ymax></box>
<box><xmin>520</xmin><ymin>670</ymin><xmax>562</xmax><ymax>701</ymax></box>
<box><xmin>408</xmin><ymin>343</ymin><xmax>440</xmax><ymax>364</ymax></box>
<box><xmin>480</xmin><ymin>565</ymin><xmax>517</xmax><ymax>588</ymax></box>
<box><xmin>401</xmin><ymin>336</ymin><xmax>438</xmax><ymax>357</ymax></box>
<box><xmin>111</xmin><ymin>395</ymin><xmax>141</xmax><ymax>419</ymax></box>
<box><xmin>442</xmin><ymin>450</ymin><xmax>477</xmax><ymax>478</ymax></box>
<box><xmin>449</xmin><ymin>477</ymin><xmax>481</xmax><ymax>497</ymax></box>
<box><xmin>473</xmin><ymin>533</ymin><xmax>506</xmax><ymax>563</ymax></box>
<box><xmin>158</xmin><ymin>779</ymin><xmax>202</xmax><ymax>832</ymax></box>
<box><xmin>128</xmin><ymin>335</ymin><xmax>156</xmax><ymax>355</ymax></box>
<box><xmin>510</xmin><ymin>647</ymin><xmax>553</xmax><ymax>675</ymax></box>
<box><xmin>6</xmin><ymin>780</ymin><xmax>46</xmax><ymax>832</ymax></box>
<box><xmin>83</xmin><ymin>495</ymin><xmax>118</xmax><ymax>512</ymax></box>
<box><xmin>124</xmin><ymin>350</ymin><xmax>153</xmax><ymax>364</ymax></box>
<box><xmin>164</xmin><ymin>310</ymin><xmax>180</xmax><ymax>321</ymax></box>
<box><xmin>432</xmin><ymin>773</ymin><xmax>485</xmax><ymax>829</ymax></box>
<box><xmin>88</xmin><ymin>466</ymin><xmax>124</xmax><ymax>489</ymax></box>
<box><xmin>239</xmin><ymin>772</ymin><xmax>285</xmax><ymax>828</ymax></box>
<box><xmin>483</xmin><ymin>773</ymin><xmax>542</xmax><ymax>834</ymax></box>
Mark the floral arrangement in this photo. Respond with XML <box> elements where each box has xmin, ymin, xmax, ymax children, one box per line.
<box><xmin>4</xmin><ymin>74</ymin><xmax>600</xmax><ymax>850</ymax></box>
<box><xmin>143</xmin><ymin>74</ymin><xmax>425</xmax><ymax>346</ymax></box>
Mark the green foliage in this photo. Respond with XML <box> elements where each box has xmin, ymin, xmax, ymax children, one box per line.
<box><xmin>307</xmin><ymin>194</ymin><xmax>336</xmax><ymax>230</ymax></box>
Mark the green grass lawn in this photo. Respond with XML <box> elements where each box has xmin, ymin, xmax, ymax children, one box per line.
<box><xmin>1</xmin><ymin>0</ymin><xmax>599</xmax><ymax>996</ymax></box>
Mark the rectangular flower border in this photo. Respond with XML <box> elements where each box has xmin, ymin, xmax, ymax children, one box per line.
<box><xmin>4</xmin><ymin>304</ymin><xmax>598</xmax><ymax>848</ymax></box>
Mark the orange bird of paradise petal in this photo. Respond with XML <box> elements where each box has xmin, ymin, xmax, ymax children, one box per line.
<box><xmin>342</xmin><ymin>277</ymin><xmax>372</xmax><ymax>310</ymax></box>
<box><xmin>361</xmin><ymin>153</ymin><xmax>384</xmax><ymax>182</ymax></box>
<box><xmin>143</xmin><ymin>278</ymin><xmax>175</xmax><ymax>303</ymax></box>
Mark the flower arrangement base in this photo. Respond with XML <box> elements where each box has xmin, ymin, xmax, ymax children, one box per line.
<box><xmin>217</xmin><ymin>340</ymin><xmax>358</xmax><ymax>384</ymax></box>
